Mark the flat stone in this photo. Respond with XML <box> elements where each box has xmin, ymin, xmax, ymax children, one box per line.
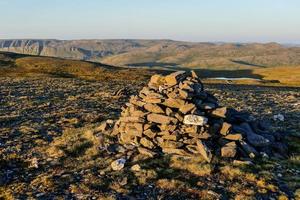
<box><xmin>167</xmin><ymin>90</ymin><xmax>180</xmax><ymax>99</ymax></box>
<box><xmin>147</xmin><ymin>113</ymin><xmax>177</xmax><ymax>124</ymax></box>
<box><xmin>183</xmin><ymin>115</ymin><xmax>208</xmax><ymax>126</ymax></box>
<box><xmin>191</xmin><ymin>70</ymin><xmax>198</xmax><ymax>78</ymax></box>
<box><xmin>224</xmin><ymin>133</ymin><xmax>242</xmax><ymax>141</ymax></box>
<box><xmin>189</xmin><ymin>131</ymin><xmax>212</xmax><ymax>139</ymax></box>
<box><xmin>179</xmin><ymin>82</ymin><xmax>194</xmax><ymax>92</ymax></box>
<box><xmin>178</xmin><ymin>89</ymin><xmax>190</xmax><ymax>99</ymax></box>
<box><xmin>233</xmin><ymin>160</ymin><xmax>254</xmax><ymax>166</ymax></box>
<box><xmin>119</xmin><ymin>116</ymin><xmax>144</xmax><ymax>123</ymax></box>
<box><xmin>148</xmin><ymin>74</ymin><xmax>165</xmax><ymax>87</ymax></box>
<box><xmin>175</xmin><ymin>113</ymin><xmax>184</xmax><ymax>122</ymax></box>
<box><xmin>159</xmin><ymin>124</ymin><xmax>177</xmax><ymax>131</ymax></box>
<box><xmin>125</xmin><ymin>125</ymin><xmax>142</xmax><ymax>137</ymax></box>
<box><xmin>140</xmin><ymin>137</ymin><xmax>155</xmax><ymax>149</ymax></box>
<box><xmin>158</xmin><ymin>140</ymin><xmax>183</xmax><ymax>149</ymax></box>
<box><xmin>142</xmin><ymin>97</ymin><xmax>162</xmax><ymax>104</ymax></box>
<box><xmin>220</xmin><ymin>122</ymin><xmax>232</xmax><ymax>135</ymax></box>
<box><xmin>162</xmin><ymin>148</ymin><xmax>190</xmax><ymax>156</ymax></box>
<box><xmin>196</xmin><ymin>140</ymin><xmax>212</xmax><ymax>162</ymax></box>
<box><xmin>162</xmin><ymin>134</ymin><xmax>177</xmax><ymax>141</ymax></box>
<box><xmin>179</xmin><ymin>103</ymin><xmax>196</xmax><ymax>114</ymax></box>
<box><xmin>119</xmin><ymin>133</ymin><xmax>138</xmax><ymax>145</ymax></box>
<box><xmin>144</xmin><ymin>103</ymin><xmax>164</xmax><ymax>114</ymax></box>
<box><xmin>131</xmin><ymin>110</ymin><xmax>147</xmax><ymax>117</ymax></box>
<box><xmin>183</xmin><ymin>125</ymin><xmax>198</xmax><ymax>134</ymax></box>
<box><xmin>132</xmin><ymin>123</ymin><xmax>144</xmax><ymax>132</ymax></box>
<box><xmin>138</xmin><ymin>147</ymin><xmax>156</xmax><ymax>157</ymax></box>
<box><xmin>139</xmin><ymin>86</ymin><xmax>152</xmax><ymax>95</ymax></box>
<box><xmin>165</xmin><ymin>71</ymin><xmax>186</xmax><ymax>86</ymax></box>
<box><xmin>221</xmin><ymin>145</ymin><xmax>237</xmax><ymax>158</ymax></box>
<box><xmin>211</xmin><ymin>107</ymin><xmax>227</xmax><ymax>118</ymax></box>
<box><xmin>162</xmin><ymin>98</ymin><xmax>185</xmax><ymax>108</ymax></box>
<box><xmin>143</xmin><ymin>129</ymin><xmax>156</xmax><ymax>138</ymax></box>
<box><xmin>130</xmin><ymin>96</ymin><xmax>146</xmax><ymax>107</ymax></box>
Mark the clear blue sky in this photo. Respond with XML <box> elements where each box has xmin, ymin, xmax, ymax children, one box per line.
<box><xmin>1</xmin><ymin>0</ymin><xmax>299</xmax><ymax>43</ymax></box>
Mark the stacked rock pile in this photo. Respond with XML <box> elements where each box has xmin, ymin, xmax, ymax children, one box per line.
<box><xmin>110</xmin><ymin>71</ymin><xmax>287</xmax><ymax>162</ymax></box>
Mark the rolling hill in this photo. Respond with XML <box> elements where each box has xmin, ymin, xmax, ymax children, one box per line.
<box><xmin>1</xmin><ymin>39</ymin><xmax>300</xmax><ymax>70</ymax></box>
<box><xmin>1</xmin><ymin>51</ymin><xmax>300</xmax><ymax>86</ymax></box>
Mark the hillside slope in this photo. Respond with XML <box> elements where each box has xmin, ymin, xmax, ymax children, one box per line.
<box><xmin>1</xmin><ymin>39</ymin><xmax>300</xmax><ymax>69</ymax></box>
<box><xmin>0</xmin><ymin>52</ymin><xmax>154</xmax><ymax>81</ymax></box>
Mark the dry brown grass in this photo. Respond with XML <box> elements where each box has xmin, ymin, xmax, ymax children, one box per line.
<box><xmin>169</xmin><ymin>155</ymin><xmax>212</xmax><ymax>176</ymax></box>
<box><xmin>254</xmin><ymin>66</ymin><xmax>300</xmax><ymax>86</ymax></box>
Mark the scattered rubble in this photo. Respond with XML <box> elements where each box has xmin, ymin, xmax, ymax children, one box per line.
<box><xmin>104</xmin><ymin>71</ymin><xmax>288</xmax><ymax>162</ymax></box>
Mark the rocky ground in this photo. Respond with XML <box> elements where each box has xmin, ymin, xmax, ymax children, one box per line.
<box><xmin>0</xmin><ymin>76</ymin><xmax>299</xmax><ymax>199</ymax></box>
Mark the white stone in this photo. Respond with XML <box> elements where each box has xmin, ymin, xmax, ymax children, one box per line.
<box><xmin>111</xmin><ymin>158</ymin><xmax>126</xmax><ymax>171</ymax></box>
<box><xmin>183</xmin><ymin>114</ymin><xmax>208</xmax><ymax>126</ymax></box>
<box><xmin>273</xmin><ymin>114</ymin><xmax>284</xmax><ymax>121</ymax></box>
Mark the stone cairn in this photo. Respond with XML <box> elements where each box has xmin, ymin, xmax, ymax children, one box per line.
<box><xmin>108</xmin><ymin>71</ymin><xmax>287</xmax><ymax>162</ymax></box>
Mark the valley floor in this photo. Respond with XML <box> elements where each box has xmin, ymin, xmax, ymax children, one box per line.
<box><xmin>0</xmin><ymin>77</ymin><xmax>299</xmax><ymax>199</ymax></box>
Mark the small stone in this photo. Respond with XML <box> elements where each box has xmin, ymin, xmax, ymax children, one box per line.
<box><xmin>224</xmin><ymin>133</ymin><xmax>242</xmax><ymax>141</ymax></box>
<box><xmin>178</xmin><ymin>89</ymin><xmax>190</xmax><ymax>99</ymax></box>
<box><xmin>131</xmin><ymin>164</ymin><xmax>141</xmax><ymax>171</ymax></box>
<box><xmin>162</xmin><ymin>134</ymin><xmax>177</xmax><ymax>141</ymax></box>
<box><xmin>233</xmin><ymin>160</ymin><xmax>254</xmax><ymax>166</ymax></box>
<box><xmin>111</xmin><ymin>158</ymin><xmax>126</xmax><ymax>171</ymax></box>
<box><xmin>148</xmin><ymin>74</ymin><xmax>165</xmax><ymax>87</ymax></box>
<box><xmin>140</xmin><ymin>137</ymin><xmax>155</xmax><ymax>149</ymax></box>
<box><xmin>130</xmin><ymin>96</ymin><xmax>146</xmax><ymax>107</ymax></box>
<box><xmin>221</xmin><ymin>145</ymin><xmax>237</xmax><ymax>158</ymax></box>
<box><xmin>179</xmin><ymin>103</ymin><xmax>196</xmax><ymax>114</ymax></box>
<box><xmin>165</xmin><ymin>71</ymin><xmax>186</xmax><ymax>86</ymax></box>
<box><xmin>183</xmin><ymin>115</ymin><xmax>208</xmax><ymax>126</ymax></box>
<box><xmin>273</xmin><ymin>114</ymin><xmax>284</xmax><ymax>121</ymax></box>
<box><xmin>200</xmin><ymin>102</ymin><xmax>216</xmax><ymax>110</ymax></box>
<box><xmin>220</xmin><ymin>122</ymin><xmax>232</xmax><ymax>135</ymax></box>
<box><xmin>165</xmin><ymin>107</ymin><xmax>173</xmax><ymax>116</ymax></box>
<box><xmin>211</xmin><ymin>107</ymin><xmax>227</xmax><ymax>118</ymax></box>
<box><xmin>119</xmin><ymin>132</ymin><xmax>138</xmax><ymax>145</ymax></box>
<box><xmin>95</xmin><ymin>121</ymin><xmax>109</xmax><ymax>132</ymax></box>
<box><xmin>191</xmin><ymin>70</ymin><xmax>198</xmax><ymax>78</ymax></box>
<box><xmin>196</xmin><ymin>140</ymin><xmax>212</xmax><ymax>162</ymax></box>
<box><xmin>240</xmin><ymin>141</ymin><xmax>258</xmax><ymax>158</ymax></box>
<box><xmin>143</xmin><ymin>129</ymin><xmax>156</xmax><ymax>138</ymax></box>
<box><xmin>175</xmin><ymin>113</ymin><xmax>184</xmax><ymax>122</ymax></box>
<box><xmin>138</xmin><ymin>147</ymin><xmax>156</xmax><ymax>157</ymax></box>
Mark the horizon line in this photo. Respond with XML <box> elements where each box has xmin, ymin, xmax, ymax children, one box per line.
<box><xmin>0</xmin><ymin>38</ymin><xmax>299</xmax><ymax>45</ymax></box>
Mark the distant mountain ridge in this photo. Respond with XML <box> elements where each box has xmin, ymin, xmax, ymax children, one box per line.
<box><xmin>1</xmin><ymin>39</ymin><xmax>300</xmax><ymax>69</ymax></box>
